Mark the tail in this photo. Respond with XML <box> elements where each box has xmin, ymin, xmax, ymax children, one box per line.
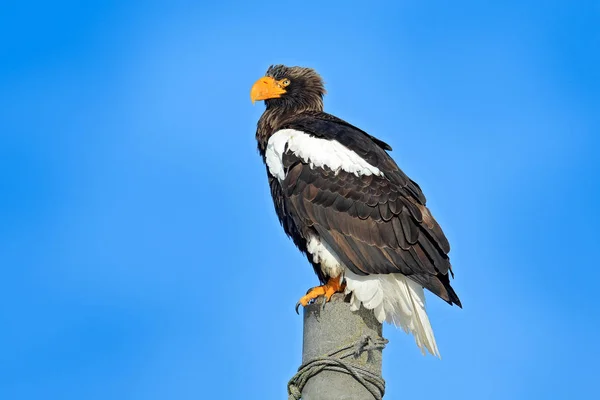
<box><xmin>344</xmin><ymin>270</ymin><xmax>440</xmax><ymax>357</ymax></box>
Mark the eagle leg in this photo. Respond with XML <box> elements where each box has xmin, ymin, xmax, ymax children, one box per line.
<box><xmin>295</xmin><ymin>275</ymin><xmax>345</xmax><ymax>314</ymax></box>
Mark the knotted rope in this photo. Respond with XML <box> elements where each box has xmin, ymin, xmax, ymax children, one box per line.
<box><xmin>287</xmin><ymin>334</ymin><xmax>388</xmax><ymax>400</ymax></box>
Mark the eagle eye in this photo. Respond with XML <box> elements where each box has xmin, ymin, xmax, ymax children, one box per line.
<box><xmin>280</xmin><ymin>78</ymin><xmax>291</xmax><ymax>87</ymax></box>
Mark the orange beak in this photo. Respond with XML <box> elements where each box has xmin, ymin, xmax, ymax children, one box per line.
<box><xmin>250</xmin><ymin>76</ymin><xmax>287</xmax><ymax>104</ymax></box>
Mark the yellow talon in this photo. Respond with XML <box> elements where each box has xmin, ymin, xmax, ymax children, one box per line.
<box><xmin>295</xmin><ymin>276</ymin><xmax>345</xmax><ymax>313</ymax></box>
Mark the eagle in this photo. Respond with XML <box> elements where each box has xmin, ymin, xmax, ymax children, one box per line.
<box><xmin>250</xmin><ymin>65</ymin><xmax>461</xmax><ymax>357</ymax></box>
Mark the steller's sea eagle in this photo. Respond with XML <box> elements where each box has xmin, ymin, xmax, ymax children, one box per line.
<box><xmin>250</xmin><ymin>65</ymin><xmax>461</xmax><ymax>357</ymax></box>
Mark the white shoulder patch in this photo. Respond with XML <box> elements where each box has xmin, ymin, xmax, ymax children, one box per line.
<box><xmin>265</xmin><ymin>128</ymin><xmax>384</xmax><ymax>181</ymax></box>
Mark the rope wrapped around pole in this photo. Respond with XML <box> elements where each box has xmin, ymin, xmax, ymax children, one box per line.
<box><xmin>288</xmin><ymin>335</ymin><xmax>388</xmax><ymax>400</ymax></box>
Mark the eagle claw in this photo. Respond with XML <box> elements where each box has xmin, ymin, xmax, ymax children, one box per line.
<box><xmin>294</xmin><ymin>276</ymin><xmax>345</xmax><ymax>315</ymax></box>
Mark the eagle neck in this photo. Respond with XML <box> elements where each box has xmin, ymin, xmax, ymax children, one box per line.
<box><xmin>255</xmin><ymin>104</ymin><xmax>321</xmax><ymax>159</ymax></box>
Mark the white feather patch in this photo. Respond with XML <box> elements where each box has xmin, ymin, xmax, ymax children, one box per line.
<box><xmin>344</xmin><ymin>269</ymin><xmax>440</xmax><ymax>358</ymax></box>
<box><xmin>306</xmin><ymin>235</ymin><xmax>344</xmax><ymax>278</ymax></box>
<box><xmin>265</xmin><ymin>129</ymin><xmax>384</xmax><ymax>181</ymax></box>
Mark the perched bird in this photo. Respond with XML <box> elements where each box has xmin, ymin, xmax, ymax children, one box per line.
<box><xmin>250</xmin><ymin>65</ymin><xmax>461</xmax><ymax>357</ymax></box>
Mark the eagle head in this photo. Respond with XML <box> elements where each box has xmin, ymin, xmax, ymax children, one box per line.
<box><xmin>250</xmin><ymin>65</ymin><xmax>325</xmax><ymax>112</ymax></box>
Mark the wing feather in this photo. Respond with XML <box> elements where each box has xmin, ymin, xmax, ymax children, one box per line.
<box><xmin>277</xmin><ymin>114</ymin><xmax>460</xmax><ymax>306</ymax></box>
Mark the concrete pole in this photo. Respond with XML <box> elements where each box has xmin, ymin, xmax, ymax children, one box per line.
<box><xmin>298</xmin><ymin>293</ymin><xmax>386</xmax><ymax>400</ymax></box>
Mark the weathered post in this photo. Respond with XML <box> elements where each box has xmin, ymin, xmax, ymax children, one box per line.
<box><xmin>288</xmin><ymin>293</ymin><xmax>387</xmax><ymax>400</ymax></box>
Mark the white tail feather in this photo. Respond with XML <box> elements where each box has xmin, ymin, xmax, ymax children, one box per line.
<box><xmin>345</xmin><ymin>269</ymin><xmax>440</xmax><ymax>357</ymax></box>
<box><xmin>305</xmin><ymin>234</ymin><xmax>441</xmax><ymax>357</ymax></box>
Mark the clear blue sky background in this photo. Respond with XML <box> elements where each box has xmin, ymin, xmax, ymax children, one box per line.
<box><xmin>1</xmin><ymin>1</ymin><xmax>598</xmax><ymax>399</ymax></box>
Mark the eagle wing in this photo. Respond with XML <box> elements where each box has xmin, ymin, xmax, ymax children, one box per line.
<box><xmin>278</xmin><ymin>112</ymin><xmax>461</xmax><ymax>306</ymax></box>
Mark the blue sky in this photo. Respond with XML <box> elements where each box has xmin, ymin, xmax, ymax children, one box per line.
<box><xmin>1</xmin><ymin>1</ymin><xmax>598</xmax><ymax>399</ymax></box>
